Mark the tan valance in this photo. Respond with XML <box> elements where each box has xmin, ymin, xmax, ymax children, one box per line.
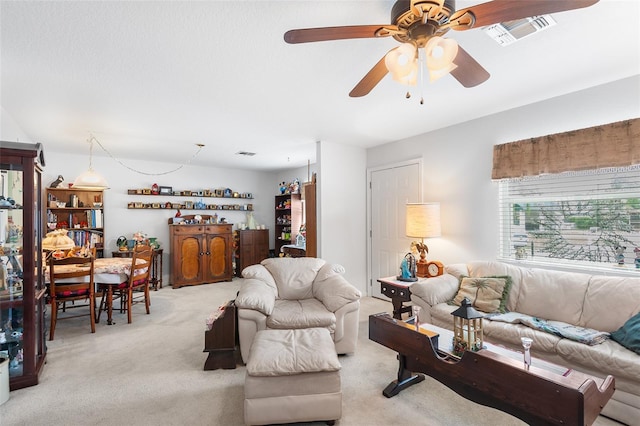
<box><xmin>492</xmin><ymin>118</ymin><xmax>640</xmax><ymax>179</ymax></box>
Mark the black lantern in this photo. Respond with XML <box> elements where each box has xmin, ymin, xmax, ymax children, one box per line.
<box><xmin>451</xmin><ymin>297</ymin><xmax>484</xmax><ymax>356</ymax></box>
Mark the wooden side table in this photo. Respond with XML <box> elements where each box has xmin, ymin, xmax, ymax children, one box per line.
<box><xmin>112</xmin><ymin>248</ymin><xmax>164</xmax><ymax>290</ymax></box>
<box><xmin>377</xmin><ymin>276</ymin><xmax>415</xmax><ymax>319</ymax></box>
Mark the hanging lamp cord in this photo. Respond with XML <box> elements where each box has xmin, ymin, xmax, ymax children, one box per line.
<box><xmin>89</xmin><ymin>134</ymin><xmax>204</xmax><ymax>176</ymax></box>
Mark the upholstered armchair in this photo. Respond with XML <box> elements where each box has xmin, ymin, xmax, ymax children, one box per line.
<box><xmin>235</xmin><ymin>257</ymin><xmax>362</xmax><ymax>363</ymax></box>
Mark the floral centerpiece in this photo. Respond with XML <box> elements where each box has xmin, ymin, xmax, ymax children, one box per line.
<box><xmin>133</xmin><ymin>231</ymin><xmax>147</xmax><ymax>245</ymax></box>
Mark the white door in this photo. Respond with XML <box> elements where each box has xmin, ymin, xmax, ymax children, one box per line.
<box><xmin>369</xmin><ymin>161</ymin><xmax>421</xmax><ymax>299</ymax></box>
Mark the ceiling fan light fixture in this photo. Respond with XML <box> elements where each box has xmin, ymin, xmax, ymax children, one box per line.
<box><xmin>424</xmin><ymin>36</ymin><xmax>458</xmax><ymax>72</ymax></box>
<box><xmin>385</xmin><ymin>42</ymin><xmax>418</xmax><ymax>83</ymax></box>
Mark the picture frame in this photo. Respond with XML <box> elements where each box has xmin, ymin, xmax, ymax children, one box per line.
<box><xmin>159</xmin><ymin>186</ymin><xmax>172</xmax><ymax>195</ymax></box>
<box><xmin>184</xmin><ymin>201</ymin><xmax>194</xmax><ymax>209</ymax></box>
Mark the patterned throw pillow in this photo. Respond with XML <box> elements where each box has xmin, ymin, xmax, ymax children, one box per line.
<box><xmin>452</xmin><ymin>276</ymin><xmax>512</xmax><ymax>313</ymax></box>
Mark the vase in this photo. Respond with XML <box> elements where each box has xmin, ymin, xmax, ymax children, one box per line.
<box><xmin>246</xmin><ymin>212</ymin><xmax>256</xmax><ymax>230</ymax></box>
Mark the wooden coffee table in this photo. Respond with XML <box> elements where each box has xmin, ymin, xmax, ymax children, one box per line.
<box><xmin>369</xmin><ymin>312</ymin><xmax>615</xmax><ymax>426</ymax></box>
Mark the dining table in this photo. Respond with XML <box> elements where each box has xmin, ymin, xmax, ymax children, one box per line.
<box><xmin>45</xmin><ymin>257</ymin><xmax>141</xmax><ymax>325</ymax></box>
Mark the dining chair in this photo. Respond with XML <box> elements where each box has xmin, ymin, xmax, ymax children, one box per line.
<box><xmin>48</xmin><ymin>256</ymin><xmax>96</xmax><ymax>340</ymax></box>
<box><xmin>98</xmin><ymin>244</ymin><xmax>152</xmax><ymax>324</ymax></box>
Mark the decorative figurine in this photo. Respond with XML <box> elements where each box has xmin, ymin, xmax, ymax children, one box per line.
<box><xmin>49</xmin><ymin>175</ymin><xmax>64</xmax><ymax>188</ymax></box>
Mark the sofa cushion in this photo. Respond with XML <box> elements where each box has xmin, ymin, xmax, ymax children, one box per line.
<box><xmin>515</xmin><ymin>268</ymin><xmax>590</xmax><ymax>325</ymax></box>
<box><xmin>410</xmin><ymin>274</ymin><xmax>459</xmax><ymax>306</ymax></box>
<box><xmin>556</xmin><ymin>338</ymin><xmax>640</xmax><ymax>383</ymax></box>
<box><xmin>610</xmin><ymin>312</ymin><xmax>640</xmax><ymax>355</ymax></box>
<box><xmin>452</xmin><ymin>276</ymin><xmax>512</xmax><ymax>313</ymax></box>
<box><xmin>580</xmin><ymin>275</ymin><xmax>640</xmax><ymax>332</ymax></box>
<box><xmin>267</xmin><ymin>299</ymin><xmax>336</xmax><ymax>331</ymax></box>
<box><xmin>262</xmin><ymin>258</ymin><xmax>326</xmax><ymax>300</ymax></box>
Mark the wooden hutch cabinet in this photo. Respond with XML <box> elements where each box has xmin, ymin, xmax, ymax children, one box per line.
<box><xmin>234</xmin><ymin>229</ymin><xmax>269</xmax><ymax>276</ymax></box>
<box><xmin>168</xmin><ymin>216</ymin><xmax>233</xmax><ymax>288</ymax></box>
<box><xmin>0</xmin><ymin>141</ymin><xmax>46</xmax><ymax>390</ymax></box>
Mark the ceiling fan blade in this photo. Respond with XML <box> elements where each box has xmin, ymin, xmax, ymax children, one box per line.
<box><xmin>450</xmin><ymin>0</ymin><xmax>599</xmax><ymax>30</ymax></box>
<box><xmin>284</xmin><ymin>25</ymin><xmax>396</xmax><ymax>44</ymax></box>
<box><xmin>450</xmin><ymin>46</ymin><xmax>490</xmax><ymax>88</ymax></box>
<box><xmin>349</xmin><ymin>54</ymin><xmax>389</xmax><ymax>97</ymax></box>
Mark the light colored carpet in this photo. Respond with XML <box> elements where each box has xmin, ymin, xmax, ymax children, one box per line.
<box><xmin>0</xmin><ymin>279</ymin><xmax>621</xmax><ymax>425</ymax></box>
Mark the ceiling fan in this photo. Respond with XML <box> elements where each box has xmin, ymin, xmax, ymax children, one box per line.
<box><xmin>284</xmin><ymin>0</ymin><xmax>599</xmax><ymax>98</ymax></box>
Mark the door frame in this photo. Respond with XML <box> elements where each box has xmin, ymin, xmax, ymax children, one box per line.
<box><xmin>366</xmin><ymin>158</ymin><xmax>423</xmax><ymax>297</ymax></box>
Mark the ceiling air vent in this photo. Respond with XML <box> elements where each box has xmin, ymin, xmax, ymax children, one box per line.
<box><xmin>236</xmin><ymin>151</ymin><xmax>256</xmax><ymax>156</ymax></box>
<box><xmin>484</xmin><ymin>15</ymin><xmax>556</xmax><ymax>46</ymax></box>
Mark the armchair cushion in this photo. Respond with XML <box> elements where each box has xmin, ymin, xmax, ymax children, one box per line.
<box><xmin>267</xmin><ymin>299</ymin><xmax>336</xmax><ymax>331</ymax></box>
<box><xmin>235</xmin><ymin>279</ymin><xmax>277</xmax><ymax>316</ymax></box>
<box><xmin>242</xmin><ymin>264</ymin><xmax>278</xmax><ymax>295</ymax></box>
<box><xmin>313</xmin><ymin>266</ymin><xmax>362</xmax><ymax>313</ymax></box>
<box><xmin>262</xmin><ymin>257</ymin><xmax>326</xmax><ymax>300</ymax></box>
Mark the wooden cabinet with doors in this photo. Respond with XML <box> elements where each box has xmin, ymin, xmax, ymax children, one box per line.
<box><xmin>0</xmin><ymin>141</ymin><xmax>46</xmax><ymax>390</ymax></box>
<box><xmin>274</xmin><ymin>194</ymin><xmax>302</xmax><ymax>255</ymax></box>
<box><xmin>168</xmin><ymin>216</ymin><xmax>232</xmax><ymax>288</ymax></box>
<box><xmin>234</xmin><ymin>229</ymin><xmax>269</xmax><ymax>276</ymax></box>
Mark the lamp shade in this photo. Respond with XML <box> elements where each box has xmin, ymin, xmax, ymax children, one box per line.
<box><xmin>42</xmin><ymin>229</ymin><xmax>75</xmax><ymax>251</ymax></box>
<box><xmin>73</xmin><ymin>168</ymin><xmax>109</xmax><ymax>190</ymax></box>
<box><xmin>406</xmin><ymin>202</ymin><xmax>441</xmax><ymax>238</ymax></box>
<box><xmin>73</xmin><ymin>136</ymin><xmax>109</xmax><ymax>189</ymax></box>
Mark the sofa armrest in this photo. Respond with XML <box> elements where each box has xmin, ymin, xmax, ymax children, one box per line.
<box><xmin>235</xmin><ymin>278</ymin><xmax>276</xmax><ymax>316</ymax></box>
<box><xmin>410</xmin><ymin>274</ymin><xmax>459</xmax><ymax>307</ymax></box>
<box><xmin>313</xmin><ymin>274</ymin><xmax>362</xmax><ymax>312</ymax></box>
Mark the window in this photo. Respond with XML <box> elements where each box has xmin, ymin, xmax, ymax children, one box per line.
<box><xmin>498</xmin><ymin>165</ymin><xmax>640</xmax><ymax>269</ymax></box>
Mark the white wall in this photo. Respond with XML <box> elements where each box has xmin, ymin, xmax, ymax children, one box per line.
<box><xmin>42</xmin><ymin>151</ymin><xmax>275</xmax><ymax>283</ymax></box>
<box><xmin>318</xmin><ymin>141</ymin><xmax>368</xmax><ymax>292</ymax></box>
<box><xmin>367</xmin><ymin>75</ymin><xmax>640</xmax><ymax>266</ymax></box>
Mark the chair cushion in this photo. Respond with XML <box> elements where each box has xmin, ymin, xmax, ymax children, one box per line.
<box><xmin>267</xmin><ymin>299</ymin><xmax>335</xmax><ymax>331</ymax></box>
<box><xmin>262</xmin><ymin>257</ymin><xmax>326</xmax><ymax>300</ymax></box>
<box><xmin>55</xmin><ymin>288</ymin><xmax>90</xmax><ymax>298</ymax></box>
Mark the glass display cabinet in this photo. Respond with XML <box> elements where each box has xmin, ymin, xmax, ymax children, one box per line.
<box><xmin>0</xmin><ymin>141</ymin><xmax>46</xmax><ymax>390</ymax></box>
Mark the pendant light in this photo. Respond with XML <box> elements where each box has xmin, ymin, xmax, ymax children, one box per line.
<box><xmin>73</xmin><ymin>136</ymin><xmax>109</xmax><ymax>189</ymax></box>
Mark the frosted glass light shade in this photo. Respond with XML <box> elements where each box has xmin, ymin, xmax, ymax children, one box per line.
<box><xmin>406</xmin><ymin>203</ymin><xmax>441</xmax><ymax>238</ymax></box>
<box><xmin>425</xmin><ymin>36</ymin><xmax>458</xmax><ymax>80</ymax></box>
<box><xmin>73</xmin><ymin>168</ymin><xmax>109</xmax><ymax>189</ymax></box>
<box><xmin>385</xmin><ymin>43</ymin><xmax>418</xmax><ymax>85</ymax></box>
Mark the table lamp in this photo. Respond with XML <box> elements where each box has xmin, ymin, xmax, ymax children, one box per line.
<box><xmin>405</xmin><ymin>202</ymin><xmax>441</xmax><ymax>278</ymax></box>
<box><xmin>42</xmin><ymin>229</ymin><xmax>75</xmax><ymax>259</ymax></box>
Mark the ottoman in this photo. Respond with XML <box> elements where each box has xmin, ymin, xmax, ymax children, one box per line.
<box><xmin>244</xmin><ymin>328</ymin><xmax>342</xmax><ymax>425</ymax></box>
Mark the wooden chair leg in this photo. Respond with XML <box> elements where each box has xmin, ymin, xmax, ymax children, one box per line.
<box><xmin>127</xmin><ymin>288</ymin><xmax>133</xmax><ymax>324</ymax></box>
<box><xmin>90</xmin><ymin>296</ymin><xmax>96</xmax><ymax>333</ymax></box>
<box><xmin>144</xmin><ymin>285</ymin><xmax>150</xmax><ymax>314</ymax></box>
<box><xmin>49</xmin><ymin>301</ymin><xmax>57</xmax><ymax>341</ymax></box>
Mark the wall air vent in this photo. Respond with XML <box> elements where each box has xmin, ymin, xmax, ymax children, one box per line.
<box><xmin>236</xmin><ymin>151</ymin><xmax>256</xmax><ymax>156</ymax></box>
<box><xmin>483</xmin><ymin>14</ymin><xmax>556</xmax><ymax>46</ymax></box>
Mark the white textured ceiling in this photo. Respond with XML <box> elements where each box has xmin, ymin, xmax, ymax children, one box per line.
<box><xmin>1</xmin><ymin>0</ymin><xmax>639</xmax><ymax>171</ymax></box>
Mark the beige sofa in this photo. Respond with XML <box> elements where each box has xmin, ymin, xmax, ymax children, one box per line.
<box><xmin>410</xmin><ymin>261</ymin><xmax>640</xmax><ymax>426</ymax></box>
<box><xmin>235</xmin><ymin>257</ymin><xmax>362</xmax><ymax>363</ymax></box>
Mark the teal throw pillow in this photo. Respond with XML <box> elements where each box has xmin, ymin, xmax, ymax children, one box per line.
<box><xmin>610</xmin><ymin>312</ymin><xmax>640</xmax><ymax>355</ymax></box>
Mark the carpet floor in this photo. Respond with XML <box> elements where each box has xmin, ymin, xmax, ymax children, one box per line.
<box><xmin>0</xmin><ymin>279</ymin><xmax>622</xmax><ymax>425</ymax></box>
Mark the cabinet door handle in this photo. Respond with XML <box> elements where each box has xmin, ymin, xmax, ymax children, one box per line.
<box><xmin>206</xmin><ymin>251</ymin><xmax>210</xmax><ymax>255</ymax></box>
<box><xmin>199</xmin><ymin>252</ymin><xmax>204</xmax><ymax>256</ymax></box>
